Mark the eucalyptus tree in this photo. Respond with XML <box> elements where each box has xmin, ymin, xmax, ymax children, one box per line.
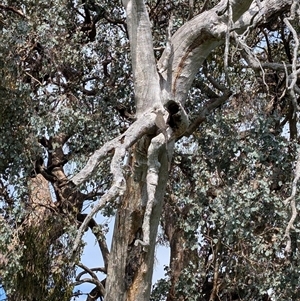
<box><xmin>0</xmin><ymin>0</ymin><xmax>300</xmax><ymax>300</ymax></box>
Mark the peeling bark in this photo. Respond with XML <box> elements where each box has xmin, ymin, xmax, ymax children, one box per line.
<box><xmin>158</xmin><ymin>0</ymin><xmax>253</xmax><ymax>103</ymax></box>
<box><xmin>63</xmin><ymin>1</ymin><xmax>297</xmax><ymax>300</ymax></box>
<box><xmin>105</xmin><ymin>147</ymin><xmax>169</xmax><ymax>301</ymax></box>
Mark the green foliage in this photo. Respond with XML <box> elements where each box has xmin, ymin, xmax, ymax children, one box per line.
<box><xmin>0</xmin><ymin>1</ymin><xmax>129</xmax><ymax>299</ymax></box>
<box><xmin>0</xmin><ymin>204</ymin><xmax>78</xmax><ymax>300</ymax></box>
<box><xmin>150</xmin><ymin>277</ymin><xmax>170</xmax><ymax>301</ymax></box>
<box><xmin>1</xmin><ymin>1</ymin><xmax>300</xmax><ymax>301</ymax></box>
<box><xmin>157</xmin><ymin>105</ymin><xmax>298</xmax><ymax>300</ymax></box>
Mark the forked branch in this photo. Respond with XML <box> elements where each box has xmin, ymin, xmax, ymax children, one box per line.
<box><xmin>158</xmin><ymin>0</ymin><xmax>252</xmax><ymax>102</ymax></box>
<box><xmin>74</xmin><ymin>263</ymin><xmax>105</xmax><ymax>297</ymax></box>
<box><xmin>71</xmin><ymin>111</ymin><xmax>155</xmax><ymax>186</ymax></box>
<box><xmin>71</xmin><ymin>111</ymin><xmax>157</xmax><ymax>254</ymax></box>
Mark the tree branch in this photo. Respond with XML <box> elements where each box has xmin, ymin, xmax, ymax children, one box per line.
<box><xmin>158</xmin><ymin>0</ymin><xmax>252</xmax><ymax>103</ymax></box>
<box><xmin>122</xmin><ymin>0</ymin><xmax>161</xmax><ymax>114</ymax></box>
<box><xmin>71</xmin><ymin>111</ymin><xmax>158</xmax><ymax>254</ymax></box>
<box><xmin>184</xmin><ymin>91</ymin><xmax>232</xmax><ymax>136</ymax></box>
<box><xmin>283</xmin><ymin>13</ymin><xmax>300</xmax><ymax>114</ymax></box>
<box><xmin>72</xmin><ymin>182</ymin><xmax>123</xmax><ymax>255</ymax></box>
<box><xmin>157</xmin><ymin>14</ymin><xmax>173</xmax><ymax>74</ymax></box>
<box><xmin>76</xmin><ymin>262</ymin><xmax>106</xmax><ymax>297</ymax></box>
<box><xmin>0</xmin><ymin>4</ymin><xmax>26</xmax><ymax>18</ymax></box>
<box><xmin>283</xmin><ymin>149</ymin><xmax>300</xmax><ymax>253</ymax></box>
<box><xmin>77</xmin><ymin>214</ymin><xmax>110</xmax><ymax>270</ymax></box>
<box><xmin>71</xmin><ymin>110</ymin><xmax>155</xmax><ymax>186</ymax></box>
<box><xmin>233</xmin><ymin>0</ymin><xmax>292</xmax><ymax>33</ymax></box>
<box><xmin>134</xmin><ymin>132</ymin><xmax>172</xmax><ymax>249</ymax></box>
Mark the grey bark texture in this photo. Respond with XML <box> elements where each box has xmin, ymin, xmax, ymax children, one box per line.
<box><xmin>68</xmin><ymin>1</ymin><xmax>295</xmax><ymax>300</ymax></box>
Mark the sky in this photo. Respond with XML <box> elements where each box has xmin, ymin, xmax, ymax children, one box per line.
<box><xmin>74</xmin><ymin>215</ymin><xmax>170</xmax><ymax>300</ymax></box>
<box><xmin>0</xmin><ymin>213</ymin><xmax>169</xmax><ymax>301</ymax></box>
<box><xmin>0</xmin><ymin>284</ymin><xmax>6</xmax><ymax>301</ymax></box>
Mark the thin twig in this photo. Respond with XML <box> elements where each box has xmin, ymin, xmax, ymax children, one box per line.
<box><xmin>283</xmin><ymin>149</ymin><xmax>300</xmax><ymax>253</ymax></box>
<box><xmin>25</xmin><ymin>72</ymin><xmax>43</xmax><ymax>86</ymax></box>
<box><xmin>0</xmin><ymin>4</ymin><xmax>26</xmax><ymax>18</ymax></box>
<box><xmin>233</xmin><ymin>32</ymin><xmax>270</xmax><ymax>94</ymax></box>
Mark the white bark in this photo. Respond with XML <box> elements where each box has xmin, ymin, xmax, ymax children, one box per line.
<box><xmin>135</xmin><ymin>133</ymin><xmax>166</xmax><ymax>248</ymax></box>
<box><xmin>158</xmin><ymin>0</ymin><xmax>253</xmax><ymax>104</ymax></box>
<box><xmin>69</xmin><ymin>1</ymin><xmax>297</xmax><ymax>300</ymax></box>
<box><xmin>71</xmin><ymin>110</ymin><xmax>156</xmax><ymax>186</ymax></box>
<box><xmin>234</xmin><ymin>0</ymin><xmax>293</xmax><ymax>33</ymax></box>
<box><xmin>71</xmin><ymin>110</ymin><xmax>157</xmax><ymax>255</ymax></box>
<box><xmin>122</xmin><ymin>0</ymin><xmax>161</xmax><ymax>115</ymax></box>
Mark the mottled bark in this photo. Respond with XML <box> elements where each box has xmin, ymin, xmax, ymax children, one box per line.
<box><xmin>105</xmin><ymin>147</ymin><xmax>169</xmax><ymax>301</ymax></box>
<box><xmin>103</xmin><ymin>0</ymin><xmax>294</xmax><ymax>300</ymax></box>
<box><xmin>66</xmin><ymin>1</ymin><xmax>296</xmax><ymax>300</ymax></box>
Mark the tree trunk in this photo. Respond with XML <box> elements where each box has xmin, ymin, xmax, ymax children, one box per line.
<box><xmin>68</xmin><ymin>1</ymin><xmax>293</xmax><ymax>300</ymax></box>
<box><xmin>105</xmin><ymin>145</ymin><xmax>169</xmax><ymax>300</ymax></box>
<box><xmin>163</xmin><ymin>200</ymin><xmax>199</xmax><ymax>301</ymax></box>
<box><xmin>103</xmin><ymin>1</ymin><xmax>254</xmax><ymax>300</ymax></box>
<box><xmin>9</xmin><ymin>175</ymin><xmax>71</xmax><ymax>301</ymax></box>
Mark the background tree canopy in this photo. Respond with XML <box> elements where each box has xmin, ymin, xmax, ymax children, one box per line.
<box><xmin>0</xmin><ymin>0</ymin><xmax>300</xmax><ymax>300</ymax></box>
